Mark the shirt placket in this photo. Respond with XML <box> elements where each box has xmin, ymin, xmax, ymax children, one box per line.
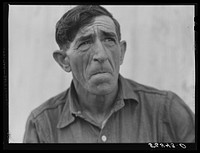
<box><xmin>97</xmin><ymin>100</ymin><xmax>124</xmax><ymax>143</ymax></box>
<box><xmin>97</xmin><ymin>123</ymin><xmax>110</xmax><ymax>143</ymax></box>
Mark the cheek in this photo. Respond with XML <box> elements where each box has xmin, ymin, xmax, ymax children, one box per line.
<box><xmin>70</xmin><ymin>52</ymin><xmax>90</xmax><ymax>82</ymax></box>
<box><xmin>109</xmin><ymin>47</ymin><xmax>121</xmax><ymax>71</ymax></box>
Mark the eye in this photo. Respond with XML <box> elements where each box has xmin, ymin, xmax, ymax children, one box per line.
<box><xmin>103</xmin><ymin>37</ymin><xmax>116</xmax><ymax>46</ymax></box>
<box><xmin>77</xmin><ymin>40</ymin><xmax>91</xmax><ymax>50</ymax></box>
<box><xmin>104</xmin><ymin>38</ymin><xmax>115</xmax><ymax>42</ymax></box>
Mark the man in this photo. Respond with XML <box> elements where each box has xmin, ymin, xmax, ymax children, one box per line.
<box><xmin>23</xmin><ymin>5</ymin><xmax>195</xmax><ymax>143</ymax></box>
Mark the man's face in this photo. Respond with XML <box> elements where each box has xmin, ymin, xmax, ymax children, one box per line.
<box><xmin>66</xmin><ymin>15</ymin><xmax>126</xmax><ymax>95</ymax></box>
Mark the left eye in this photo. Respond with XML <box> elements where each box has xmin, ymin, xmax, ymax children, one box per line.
<box><xmin>105</xmin><ymin>38</ymin><xmax>115</xmax><ymax>42</ymax></box>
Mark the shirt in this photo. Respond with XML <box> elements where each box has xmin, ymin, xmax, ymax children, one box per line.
<box><xmin>23</xmin><ymin>74</ymin><xmax>195</xmax><ymax>143</ymax></box>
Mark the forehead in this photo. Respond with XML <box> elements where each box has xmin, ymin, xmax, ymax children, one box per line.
<box><xmin>76</xmin><ymin>16</ymin><xmax>117</xmax><ymax>38</ymax></box>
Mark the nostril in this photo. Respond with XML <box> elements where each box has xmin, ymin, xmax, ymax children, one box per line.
<box><xmin>93</xmin><ymin>55</ymin><xmax>108</xmax><ymax>63</ymax></box>
<box><xmin>93</xmin><ymin>58</ymin><xmax>99</xmax><ymax>62</ymax></box>
<box><xmin>93</xmin><ymin>50</ymin><xmax>108</xmax><ymax>63</ymax></box>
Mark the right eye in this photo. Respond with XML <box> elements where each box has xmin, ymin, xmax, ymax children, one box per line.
<box><xmin>78</xmin><ymin>40</ymin><xmax>91</xmax><ymax>50</ymax></box>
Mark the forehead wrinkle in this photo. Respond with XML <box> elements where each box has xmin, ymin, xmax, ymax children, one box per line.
<box><xmin>75</xmin><ymin>16</ymin><xmax>117</xmax><ymax>42</ymax></box>
<box><xmin>79</xmin><ymin>16</ymin><xmax>116</xmax><ymax>35</ymax></box>
<box><xmin>72</xmin><ymin>16</ymin><xmax>119</xmax><ymax>46</ymax></box>
<box><xmin>75</xmin><ymin>27</ymin><xmax>95</xmax><ymax>42</ymax></box>
<box><xmin>78</xmin><ymin>24</ymin><xmax>116</xmax><ymax>39</ymax></box>
<box><xmin>86</xmin><ymin>21</ymin><xmax>115</xmax><ymax>30</ymax></box>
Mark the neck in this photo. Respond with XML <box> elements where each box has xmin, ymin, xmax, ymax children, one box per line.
<box><xmin>72</xmin><ymin>78</ymin><xmax>118</xmax><ymax>119</ymax></box>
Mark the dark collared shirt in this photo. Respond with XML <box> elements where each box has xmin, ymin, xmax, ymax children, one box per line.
<box><xmin>23</xmin><ymin>75</ymin><xmax>195</xmax><ymax>143</ymax></box>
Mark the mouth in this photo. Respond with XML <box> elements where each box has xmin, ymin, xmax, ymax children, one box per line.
<box><xmin>93</xmin><ymin>71</ymin><xmax>109</xmax><ymax>75</ymax></box>
<box><xmin>90</xmin><ymin>70</ymin><xmax>111</xmax><ymax>79</ymax></box>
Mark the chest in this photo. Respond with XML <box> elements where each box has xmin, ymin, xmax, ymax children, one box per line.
<box><xmin>56</xmin><ymin>109</ymin><xmax>160</xmax><ymax>143</ymax></box>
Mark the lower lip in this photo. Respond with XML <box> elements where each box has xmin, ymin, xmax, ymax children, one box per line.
<box><xmin>91</xmin><ymin>72</ymin><xmax>111</xmax><ymax>78</ymax></box>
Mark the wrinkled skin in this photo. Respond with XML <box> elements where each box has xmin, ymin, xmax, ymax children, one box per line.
<box><xmin>53</xmin><ymin>15</ymin><xmax>126</xmax><ymax>123</ymax></box>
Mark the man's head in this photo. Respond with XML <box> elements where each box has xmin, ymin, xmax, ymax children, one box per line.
<box><xmin>55</xmin><ymin>5</ymin><xmax>121</xmax><ymax>50</ymax></box>
<box><xmin>53</xmin><ymin>5</ymin><xmax>126</xmax><ymax>95</ymax></box>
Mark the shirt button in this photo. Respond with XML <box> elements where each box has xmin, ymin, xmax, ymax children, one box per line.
<box><xmin>101</xmin><ymin>135</ymin><xmax>107</xmax><ymax>142</ymax></box>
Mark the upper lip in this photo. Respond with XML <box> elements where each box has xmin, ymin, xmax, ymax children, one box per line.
<box><xmin>93</xmin><ymin>70</ymin><xmax>109</xmax><ymax>75</ymax></box>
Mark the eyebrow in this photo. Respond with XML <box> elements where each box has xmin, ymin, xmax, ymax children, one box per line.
<box><xmin>75</xmin><ymin>34</ymin><xmax>93</xmax><ymax>44</ymax></box>
<box><xmin>100</xmin><ymin>31</ymin><xmax>117</xmax><ymax>40</ymax></box>
<box><xmin>75</xmin><ymin>30</ymin><xmax>118</xmax><ymax>45</ymax></box>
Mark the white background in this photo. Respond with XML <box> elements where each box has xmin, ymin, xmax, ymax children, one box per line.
<box><xmin>9</xmin><ymin>5</ymin><xmax>195</xmax><ymax>143</ymax></box>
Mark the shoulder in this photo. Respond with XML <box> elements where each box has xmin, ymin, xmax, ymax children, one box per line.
<box><xmin>125</xmin><ymin>77</ymin><xmax>194</xmax><ymax>118</ymax></box>
<box><xmin>122</xmin><ymin>76</ymin><xmax>187</xmax><ymax>110</ymax></box>
<box><xmin>122</xmin><ymin>76</ymin><xmax>195</xmax><ymax>142</ymax></box>
<box><xmin>124</xmin><ymin>77</ymin><xmax>169</xmax><ymax>99</ymax></box>
<box><xmin>30</xmin><ymin>89</ymin><xmax>69</xmax><ymax>120</ymax></box>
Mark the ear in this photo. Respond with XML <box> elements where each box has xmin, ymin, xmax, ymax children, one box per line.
<box><xmin>119</xmin><ymin>40</ymin><xmax>127</xmax><ymax>65</ymax></box>
<box><xmin>53</xmin><ymin>50</ymin><xmax>71</xmax><ymax>72</ymax></box>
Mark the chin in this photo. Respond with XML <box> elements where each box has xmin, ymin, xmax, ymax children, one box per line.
<box><xmin>89</xmin><ymin>83</ymin><xmax>115</xmax><ymax>95</ymax></box>
<box><xmin>87</xmin><ymin>73</ymin><xmax>118</xmax><ymax>95</ymax></box>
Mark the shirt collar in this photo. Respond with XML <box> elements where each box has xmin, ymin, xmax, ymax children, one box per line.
<box><xmin>111</xmin><ymin>74</ymin><xmax>139</xmax><ymax>113</ymax></box>
<box><xmin>119</xmin><ymin>74</ymin><xmax>139</xmax><ymax>102</ymax></box>
<box><xmin>57</xmin><ymin>74</ymin><xmax>139</xmax><ymax>129</ymax></box>
<box><xmin>56</xmin><ymin>81</ymin><xmax>81</xmax><ymax>129</ymax></box>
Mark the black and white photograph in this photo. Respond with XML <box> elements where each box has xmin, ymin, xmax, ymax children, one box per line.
<box><xmin>7</xmin><ymin>4</ymin><xmax>195</xmax><ymax>147</ymax></box>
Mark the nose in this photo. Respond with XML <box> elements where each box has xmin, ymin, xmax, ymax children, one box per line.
<box><xmin>93</xmin><ymin>39</ymin><xmax>108</xmax><ymax>63</ymax></box>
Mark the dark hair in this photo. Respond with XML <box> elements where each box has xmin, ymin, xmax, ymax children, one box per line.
<box><xmin>55</xmin><ymin>5</ymin><xmax>121</xmax><ymax>50</ymax></box>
